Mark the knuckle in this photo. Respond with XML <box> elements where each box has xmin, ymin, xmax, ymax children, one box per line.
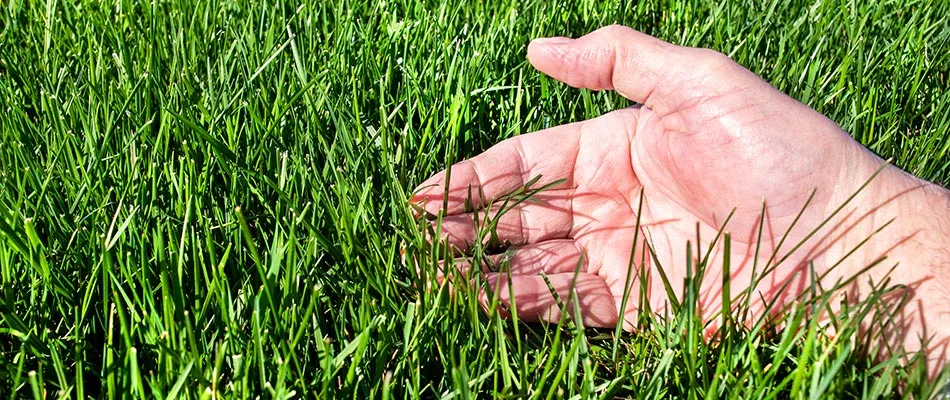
<box><xmin>599</xmin><ymin>24</ymin><xmax>632</xmax><ymax>36</ymax></box>
<box><xmin>690</xmin><ymin>48</ymin><xmax>734</xmax><ymax>70</ymax></box>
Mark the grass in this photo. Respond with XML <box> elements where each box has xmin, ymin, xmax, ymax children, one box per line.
<box><xmin>1</xmin><ymin>0</ymin><xmax>950</xmax><ymax>398</ymax></box>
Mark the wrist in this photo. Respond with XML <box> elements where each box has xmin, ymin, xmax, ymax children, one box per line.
<box><xmin>819</xmin><ymin>142</ymin><xmax>947</xmax><ymax>279</ymax></box>
<box><xmin>822</xmin><ymin>149</ymin><xmax>950</xmax><ymax>371</ymax></box>
<box><xmin>848</xmin><ymin>166</ymin><xmax>949</xmax><ymax>281</ymax></box>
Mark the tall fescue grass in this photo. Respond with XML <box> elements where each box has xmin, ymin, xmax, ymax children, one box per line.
<box><xmin>1</xmin><ymin>0</ymin><xmax>948</xmax><ymax>397</ymax></box>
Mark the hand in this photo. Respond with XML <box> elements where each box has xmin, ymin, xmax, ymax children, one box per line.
<box><xmin>412</xmin><ymin>26</ymin><xmax>950</xmax><ymax>369</ymax></box>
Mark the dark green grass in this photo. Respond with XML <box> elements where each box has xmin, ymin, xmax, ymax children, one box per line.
<box><xmin>1</xmin><ymin>0</ymin><xmax>949</xmax><ymax>398</ymax></box>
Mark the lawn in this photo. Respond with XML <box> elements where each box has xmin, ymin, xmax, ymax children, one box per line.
<box><xmin>1</xmin><ymin>0</ymin><xmax>949</xmax><ymax>398</ymax></box>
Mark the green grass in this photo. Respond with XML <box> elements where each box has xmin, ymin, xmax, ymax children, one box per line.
<box><xmin>2</xmin><ymin>0</ymin><xmax>950</xmax><ymax>398</ymax></box>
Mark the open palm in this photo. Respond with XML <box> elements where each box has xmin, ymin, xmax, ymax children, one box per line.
<box><xmin>414</xmin><ymin>26</ymin><xmax>904</xmax><ymax>330</ymax></box>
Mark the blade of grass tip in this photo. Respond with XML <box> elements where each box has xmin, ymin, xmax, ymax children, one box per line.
<box><xmin>506</xmin><ymin>259</ymin><xmax>529</xmax><ymax>391</ymax></box>
<box><xmin>760</xmin><ymin>189</ymin><xmax>817</xmax><ymax>280</ymax></box>
<box><xmin>695</xmin><ymin>222</ymin><xmax>702</xmax><ymax>274</ymax></box>
<box><xmin>480</xmin><ymin>197</ymin><xmax>501</xmax><ymax>251</ymax></box>
<box><xmin>683</xmin><ymin>240</ymin><xmax>700</xmax><ymax>393</ymax></box>
<box><xmin>747</xmin><ymin>271</ymin><xmax>802</xmax><ymax>337</ymax></box>
<box><xmin>494</xmin><ymin>258</ymin><xmax>516</xmax><ymax>391</ymax></box>
<box><xmin>248</xmin><ymin>35</ymin><xmax>293</xmax><ymax>83</ymax></box>
<box><xmin>743</xmin><ymin>200</ymin><xmax>769</xmax><ymax>320</ymax></box>
<box><xmin>106</xmin><ymin>207</ymin><xmax>137</xmax><ymax>251</ymax></box>
<box><xmin>685</xmin><ymin>240</ymin><xmax>694</xmax><ymax>314</ymax></box>
<box><xmin>440</xmin><ymin>108</ymin><xmax>460</xmax><ymax>216</ymax></box>
<box><xmin>740</xmin><ymin>188</ymin><xmax>818</xmax><ymax>326</ymax></box>
<box><xmin>106</xmin><ymin>301</ymin><xmax>116</xmax><ymax>398</ymax></box>
<box><xmin>565</xmin><ymin>256</ymin><xmax>591</xmax><ymax>395</ymax></box>
<box><xmin>646</xmin><ymin>237</ymin><xmax>680</xmax><ymax>312</ymax></box>
<box><xmin>808</xmin><ymin>262</ymin><xmax>818</xmax><ymax>304</ymax></box>
<box><xmin>539</xmin><ymin>271</ymin><xmax>572</xmax><ymax>331</ymax></box>
<box><xmin>483</xmin><ymin>249</ymin><xmax>507</xmax><ymax>325</ymax></box>
<box><xmin>572</xmin><ymin>276</ymin><xmax>595</xmax><ymax>398</ymax></box>
<box><xmin>501</xmin><ymin>250</ymin><xmax>525</xmax><ymax>385</ymax></box>
<box><xmin>531</xmin><ymin>260</ymin><xmax>578</xmax><ymax>397</ymax></box>
<box><xmin>23</xmin><ymin>217</ymin><xmax>50</xmax><ymax>281</ymax></box>
<box><xmin>721</xmin><ymin>232</ymin><xmax>732</xmax><ymax>330</ymax></box>
<box><xmin>613</xmin><ymin>187</ymin><xmax>644</xmax><ymax>362</ymax></box>
<box><xmin>499</xmin><ymin>176</ymin><xmax>564</xmax><ymax>207</ymax></box>
<box><xmin>568</xmin><ymin>252</ymin><xmax>587</xmax><ymax>329</ymax></box>
<box><xmin>638</xmin><ymin>238</ymin><xmax>653</xmax><ymax>328</ymax></box>
<box><xmin>28</xmin><ymin>371</ymin><xmax>41</xmax><ymax>400</ymax></box>
<box><xmin>698</xmin><ymin>209</ymin><xmax>735</xmax><ymax>278</ymax></box>
<box><xmin>130</xmin><ymin>348</ymin><xmax>145</xmax><ymax>400</ymax></box>
<box><xmin>287</xmin><ymin>25</ymin><xmax>308</xmax><ymax>89</ymax></box>
<box><xmin>382</xmin><ymin>371</ymin><xmax>392</xmax><ymax>400</ymax></box>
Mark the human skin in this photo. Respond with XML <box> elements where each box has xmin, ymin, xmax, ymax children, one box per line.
<box><xmin>412</xmin><ymin>25</ymin><xmax>950</xmax><ymax>374</ymax></box>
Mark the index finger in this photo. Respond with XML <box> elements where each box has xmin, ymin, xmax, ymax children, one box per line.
<box><xmin>412</xmin><ymin>121</ymin><xmax>585</xmax><ymax>217</ymax></box>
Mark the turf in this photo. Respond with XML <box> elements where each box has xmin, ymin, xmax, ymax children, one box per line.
<box><xmin>1</xmin><ymin>0</ymin><xmax>949</xmax><ymax>398</ymax></box>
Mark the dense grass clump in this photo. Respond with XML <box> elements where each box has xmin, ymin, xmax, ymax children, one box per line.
<box><xmin>1</xmin><ymin>0</ymin><xmax>949</xmax><ymax>398</ymax></box>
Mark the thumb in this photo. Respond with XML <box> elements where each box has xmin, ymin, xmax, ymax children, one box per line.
<box><xmin>527</xmin><ymin>25</ymin><xmax>695</xmax><ymax>115</ymax></box>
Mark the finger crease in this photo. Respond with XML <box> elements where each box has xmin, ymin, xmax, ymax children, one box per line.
<box><xmin>467</xmin><ymin>160</ymin><xmax>488</xmax><ymax>205</ymax></box>
<box><xmin>518</xmin><ymin>204</ymin><xmax>529</xmax><ymax>244</ymax></box>
<box><xmin>513</xmin><ymin>139</ymin><xmax>529</xmax><ymax>188</ymax></box>
<box><xmin>572</xmin><ymin>241</ymin><xmax>589</xmax><ymax>272</ymax></box>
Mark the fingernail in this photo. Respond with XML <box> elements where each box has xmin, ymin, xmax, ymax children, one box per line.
<box><xmin>532</xmin><ymin>37</ymin><xmax>574</xmax><ymax>46</ymax></box>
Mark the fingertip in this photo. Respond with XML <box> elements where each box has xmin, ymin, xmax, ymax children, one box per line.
<box><xmin>406</xmin><ymin>196</ymin><xmax>427</xmax><ymax>220</ymax></box>
<box><xmin>527</xmin><ymin>25</ymin><xmax>687</xmax><ymax>111</ymax></box>
<box><xmin>527</xmin><ymin>36</ymin><xmax>573</xmax><ymax>73</ymax></box>
<box><xmin>478</xmin><ymin>273</ymin><xmax>512</xmax><ymax>318</ymax></box>
<box><xmin>409</xmin><ymin>192</ymin><xmax>438</xmax><ymax>211</ymax></box>
<box><xmin>409</xmin><ymin>179</ymin><xmax>445</xmax><ymax>217</ymax></box>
